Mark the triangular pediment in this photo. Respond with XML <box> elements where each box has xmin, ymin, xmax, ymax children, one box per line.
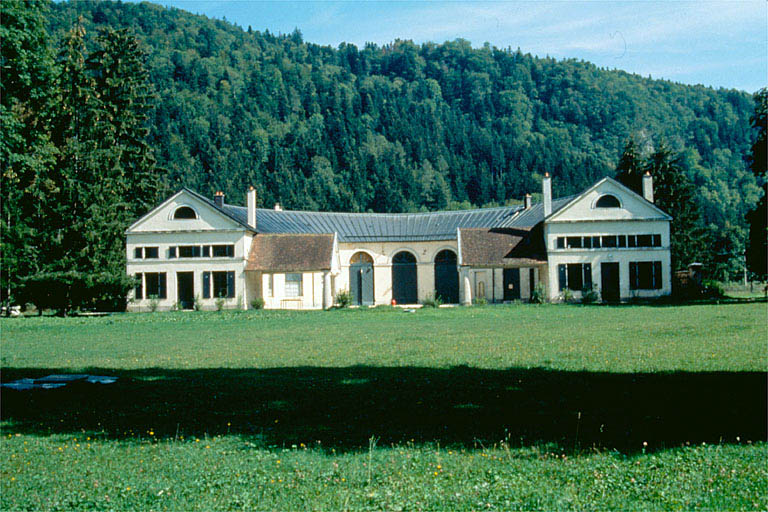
<box><xmin>547</xmin><ymin>177</ymin><xmax>671</xmax><ymax>223</ymax></box>
<box><xmin>127</xmin><ymin>189</ymin><xmax>245</xmax><ymax>233</ymax></box>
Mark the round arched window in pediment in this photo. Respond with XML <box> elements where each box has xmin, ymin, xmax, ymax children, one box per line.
<box><xmin>595</xmin><ymin>194</ymin><xmax>621</xmax><ymax>208</ymax></box>
<box><xmin>173</xmin><ymin>206</ymin><xmax>198</xmax><ymax>219</ymax></box>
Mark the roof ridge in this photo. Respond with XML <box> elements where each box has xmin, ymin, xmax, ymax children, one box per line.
<box><xmin>226</xmin><ymin>204</ymin><xmax>522</xmax><ymax>216</ymax></box>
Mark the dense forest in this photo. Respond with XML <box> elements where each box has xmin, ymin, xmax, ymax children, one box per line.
<box><xmin>1</xmin><ymin>0</ymin><xmax>764</xmax><ymax>311</ymax></box>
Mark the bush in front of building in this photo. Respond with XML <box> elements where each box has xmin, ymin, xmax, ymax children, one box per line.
<box><xmin>251</xmin><ymin>298</ymin><xmax>265</xmax><ymax>310</ymax></box>
<box><xmin>334</xmin><ymin>290</ymin><xmax>352</xmax><ymax>308</ymax></box>
<box><xmin>421</xmin><ymin>293</ymin><xmax>443</xmax><ymax>308</ymax></box>
<box><xmin>581</xmin><ymin>286</ymin><xmax>599</xmax><ymax>304</ymax></box>
<box><xmin>19</xmin><ymin>271</ymin><xmax>134</xmax><ymax>316</ymax></box>
<box><xmin>529</xmin><ymin>283</ymin><xmax>547</xmax><ymax>304</ymax></box>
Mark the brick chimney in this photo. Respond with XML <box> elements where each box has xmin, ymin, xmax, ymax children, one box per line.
<box><xmin>214</xmin><ymin>191</ymin><xmax>225</xmax><ymax>208</ymax></box>
<box><xmin>642</xmin><ymin>172</ymin><xmax>654</xmax><ymax>203</ymax></box>
<box><xmin>542</xmin><ymin>173</ymin><xmax>552</xmax><ymax>217</ymax></box>
<box><xmin>524</xmin><ymin>193</ymin><xmax>532</xmax><ymax>210</ymax></box>
<box><xmin>247</xmin><ymin>186</ymin><xmax>257</xmax><ymax>230</ymax></box>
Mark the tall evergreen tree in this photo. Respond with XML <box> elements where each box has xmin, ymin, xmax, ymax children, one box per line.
<box><xmin>644</xmin><ymin>140</ymin><xmax>705</xmax><ymax>270</ymax></box>
<box><xmin>0</xmin><ymin>0</ymin><xmax>57</xmax><ymax>313</ymax></box>
<box><xmin>746</xmin><ymin>89</ymin><xmax>767</xmax><ymax>279</ymax></box>
<box><xmin>615</xmin><ymin>136</ymin><xmax>644</xmax><ymax>193</ymax></box>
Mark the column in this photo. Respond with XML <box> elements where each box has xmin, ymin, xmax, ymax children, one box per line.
<box><xmin>323</xmin><ymin>271</ymin><xmax>333</xmax><ymax>309</ymax></box>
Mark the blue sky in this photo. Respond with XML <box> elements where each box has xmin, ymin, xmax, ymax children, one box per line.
<box><xmin>130</xmin><ymin>0</ymin><xmax>766</xmax><ymax>92</ymax></box>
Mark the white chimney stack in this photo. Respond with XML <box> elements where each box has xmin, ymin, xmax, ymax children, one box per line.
<box><xmin>274</xmin><ymin>203</ymin><xmax>282</xmax><ymax>211</ymax></box>
<box><xmin>542</xmin><ymin>173</ymin><xmax>552</xmax><ymax>217</ymax></box>
<box><xmin>524</xmin><ymin>193</ymin><xmax>532</xmax><ymax>210</ymax></box>
<box><xmin>247</xmin><ymin>186</ymin><xmax>257</xmax><ymax>229</ymax></box>
<box><xmin>642</xmin><ymin>172</ymin><xmax>654</xmax><ymax>203</ymax></box>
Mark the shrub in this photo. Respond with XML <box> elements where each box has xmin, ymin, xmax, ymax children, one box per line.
<box><xmin>251</xmin><ymin>298</ymin><xmax>265</xmax><ymax>310</ymax></box>
<box><xmin>702</xmin><ymin>280</ymin><xmax>726</xmax><ymax>299</ymax></box>
<box><xmin>472</xmin><ymin>296</ymin><xmax>488</xmax><ymax>306</ymax></box>
<box><xmin>147</xmin><ymin>295</ymin><xmax>160</xmax><ymax>312</ymax></box>
<box><xmin>335</xmin><ymin>290</ymin><xmax>352</xmax><ymax>308</ymax></box>
<box><xmin>529</xmin><ymin>283</ymin><xmax>546</xmax><ymax>304</ymax></box>
<box><xmin>422</xmin><ymin>292</ymin><xmax>443</xmax><ymax>308</ymax></box>
<box><xmin>581</xmin><ymin>286</ymin><xmax>599</xmax><ymax>304</ymax></box>
<box><xmin>193</xmin><ymin>295</ymin><xmax>203</xmax><ymax>311</ymax></box>
<box><xmin>19</xmin><ymin>271</ymin><xmax>133</xmax><ymax>316</ymax></box>
<box><xmin>561</xmin><ymin>288</ymin><xmax>574</xmax><ymax>303</ymax></box>
<box><xmin>215</xmin><ymin>297</ymin><xmax>225</xmax><ymax>312</ymax></box>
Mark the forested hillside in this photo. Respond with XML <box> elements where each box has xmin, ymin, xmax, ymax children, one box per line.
<box><xmin>48</xmin><ymin>1</ymin><xmax>758</xmax><ymax>221</ymax></box>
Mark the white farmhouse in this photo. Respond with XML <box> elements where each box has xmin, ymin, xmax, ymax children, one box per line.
<box><xmin>125</xmin><ymin>174</ymin><xmax>671</xmax><ymax>311</ymax></box>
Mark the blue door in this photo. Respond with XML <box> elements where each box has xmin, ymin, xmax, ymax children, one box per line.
<box><xmin>349</xmin><ymin>252</ymin><xmax>374</xmax><ymax>306</ymax></box>
<box><xmin>392</xmin><ymin>251</ymin><xmax>418</xmax><ymax>304</ymax></box>
<box><xmin>434</xmin><ymin>250</ymin><xmax>459</xmax><ymax>303</ymax></box>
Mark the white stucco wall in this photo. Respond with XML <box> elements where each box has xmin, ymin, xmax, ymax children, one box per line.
<box><xmin>260</xmin><ymin>271</ymin><xmax>326</xmax><ymax>309</ymax></box>
<box><xmin>126</xmin><ymin>190</ymin><xmax>253</xmax><ymax>311</ymax></box>
<box><xmin>336</xmin><ymin>240</ymin><xmax>459</xmax><ymax>305</ymax></box>
<box><xmin>544</xmin><ymin>220</ymin><xmax>672</xmax><ymax>301</ymax></box>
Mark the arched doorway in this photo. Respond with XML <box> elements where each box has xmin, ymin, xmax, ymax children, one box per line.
<box><xmin>434</xmin><ymin>249</ymin><xmax>459</xmax><ymax>303</ymax></box>
<box><xmin>392</xmin><ymin>251</ymin><xmax>418</xmax><ymax>304</ymax></box>
<box><xmin>349</xmin><ymin>252</ymin><xmax>374</xmax><ymax>306</ymax></box>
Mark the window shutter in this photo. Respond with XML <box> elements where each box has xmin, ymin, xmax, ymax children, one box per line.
<box><xmin>583</xmin><ymin>263</ymin><xmax>592</xmax><ymax>289</ymax></box>
<box><xmin>135</xmin><ymin>273</ymin><xmax>143</xmax><ymax>300</ymax></box>
<box><xmin>203</xmin><ymin>245</ymin><xmax>211</xmax><ymax>257</ymax></box>
<box><xmin>558</xmin><ymin>264</ymin><xmax>567</xmax><ymax>291</ymax></box>
<box><xmin>202</xmin><ymin>272</ymin><xmax>210</xmax><ymax>299</ymax></box>
<box><xmin>227</xmin><ymin>271</ymin><xmax>235</xmax><ymax>298</ymax></box>
<box><xmin>227</xmin><ymin>245</ymin><xmax>234</xmax><ymax>257</ymax></box>
<box><xmin>193</xmin><ymin>245</ymin><xmax>201</xmax><ymax>258</ymax></box>
<box><xmin>653</xmin><ymin>261</ymin><xmax>662</xmax><ymax>289</ymax></box>
<box><xmin>169</xmin><ymin>246</ymin><xmax>177</xmax><ymax>258</ymax></box>
<box><xmin>158</xmin><ymin>273</ymin><xmax>167</xmax><ymax>299</ymax></box>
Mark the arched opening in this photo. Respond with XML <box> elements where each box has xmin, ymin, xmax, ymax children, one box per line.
<box><xmin>392</xmin><ymin>251</ymin><xmax>418</xmax><ymax>304</ymax></box>
<box><xmin>434</xmin><ymin>249</ymin><xmax>459</xmax><ymax>303</ymax></box>
<box><xmin>173</xmin><ymin>206</ymin><xmax>197</xmax><ymax>219</ymax></box>
<box><xmin>349</xmin><ymin>252</ymin><xmax>374</xmax><ymax>306</ymax></box>
<box><xmin>595</xmin><ymin>195</ymin><xmax>621</xmax><ymax>208</ymax></box>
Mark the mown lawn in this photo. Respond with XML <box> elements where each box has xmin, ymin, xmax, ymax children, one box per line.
<box><xmin>2</xmin><ymin>302</ymin><xmax>766</xmax><ymax>510</ymax></box>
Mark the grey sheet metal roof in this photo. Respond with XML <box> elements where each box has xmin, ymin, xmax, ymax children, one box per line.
<box><xmin>184</xmin><ymin>186</ymin><xmax>570</xmax><ymax>242</ymax></box>
<box><xmin>224</xmin><ymin>204</ymin><xmax>523</xmax><ymax>242</ymax></box>
<box><xmin>496</xmin><ymin>196</ymin><xmax>575</xmax><ymax>228</ymax></box>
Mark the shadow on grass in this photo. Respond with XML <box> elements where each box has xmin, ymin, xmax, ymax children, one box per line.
<box><xmin>1</xmin><ymin>366</ymin><xmax>765</xmax><ymax>453</ymax></box>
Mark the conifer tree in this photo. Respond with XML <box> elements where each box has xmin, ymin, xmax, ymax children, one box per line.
<box><xmin>615</xmin><ymin>137</ymin><xmax>644</xmax><ymax>193</ymax></box>
<box><xmin>746</xmin><ymin>89</ymin><xmax>767</xmax><ymax>279</ymax></box>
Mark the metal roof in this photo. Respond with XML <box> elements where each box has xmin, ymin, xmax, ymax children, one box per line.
<box><xmin>223</xmin><ymin>204</ymin><xmax>522</xmax><ymax>242</ymax></box>
<box><xmin>185</xmin><ymin>186</ymin><xmax>573</xmax><ymax>242</ymax></box>
<box><xmin>496</xmin><ymin>196</ymin><xmax>575</xmax><ymax>228</ymax></box>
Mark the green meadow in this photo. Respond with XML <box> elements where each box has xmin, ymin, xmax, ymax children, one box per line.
<box><xmin>2</xmin><ymin>303</ymin><xmax>766</xmax><ymax>510</ymax></box>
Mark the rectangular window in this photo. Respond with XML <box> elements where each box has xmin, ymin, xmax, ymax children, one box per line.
<box><xmin>652</xmin><ymin>234</ymin><xmax>662</xmax><ymax>247</ymax></box>
<box><xmin>178</xmin><ymin>245</ymin><xmax>201</xmax><ymax>258</ymax></box>
<box><xmin>212</xmin><ymin>244</ymin><xmax>235</xmax><ymax>257</ymax></box>
<box><xmin>212</xmin><ymin>271</ymin><xmax>229</xmax><ymax>298</ymax></box>
<box><xmin>145</xmin><ymin>247</ymin><xmax>158</xmax><ymax>259</ymax></box>
<box><xmin>630</xmin><ymin>261</ymin><xmax>663</xmax><ymax>290</ymax></box>
<box><xmin>566</xmin><ymin>263</ymin><xmax>584</xmax><ymax>291</ymax></box>
<box><xmin>559</xmin><ymin>263</ymin><xmax>591</xmax><ymax>291</ymax></box>
<box><xmin>203</xmin><ymin>245</ymin><xmax>211</xmax><ymax>257</ymax></box>
<box><xmin>134</xmin><ymin>247</ymin><xmax>143</xmax><ymax>259</ymax></box>
<box><xmin>285</xmin><ymin>273</ymin><xmax>303</xmax><ymax>297</ymax></box>
<box><xmin>556</xmin><ymin>237</ymin><xmax>565</xmax><ymax>249</ymax></box>
<box><xmin>566</xmin><ymin>237</ymin><xmax>582</xmax><ymax>249</ymax></box>
<box><xmin>636</xmin><ymin>235</ymin><xmax>652</xmax><ymax>247</ymax></box>
<box><xmin>583</xmin><ymin>236</ymin><xmax>592</xmax><ymax>249</ymax></box>
<box><xmin>169</xmin><ymin>246</ymin><xmax>177</xmax><ymax>258</ymax></box>
<box><xmin>592</xmin><ymin>236</ymin><xmax>601</xmax><ymax>248</ymax></box>
<box><xmin>601</xmin><ymin>235</ymin><xmax>617</xmax><ymax>248</ymax></box>
<box><xmin>628</xmin><ymin>235</ymin><xmax>637</xmax><ymax>248</ymax></box>
<box><xmin>266</xmin><ymin>274</ymin><xmax>273</xmax><ymax>297</ymax></box>
<box><xmin>145</xmin><ymin>272</ymin><xmax>166</xmax><ymax>299</ymax></box>
<box><xmin>618</xmin><ymin>235</ymin><xmax>627</xmax><ymax>248</ymax></box>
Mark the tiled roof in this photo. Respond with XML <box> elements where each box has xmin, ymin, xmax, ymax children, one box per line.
<box><xmin>459</xmin><ymin>227</ymin><xmax>547</xmax><ymax>267</ymax></box>
<box><xmin>246</xmin><ymin>234</ymin><xmax>335</xmax><ymax>271</ymax></box>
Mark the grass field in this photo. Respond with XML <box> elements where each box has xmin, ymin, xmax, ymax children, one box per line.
<box><xmin>2</xmin><ymin>302</ymin><xmax>766</xmax><ymax>510</ymax></box>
